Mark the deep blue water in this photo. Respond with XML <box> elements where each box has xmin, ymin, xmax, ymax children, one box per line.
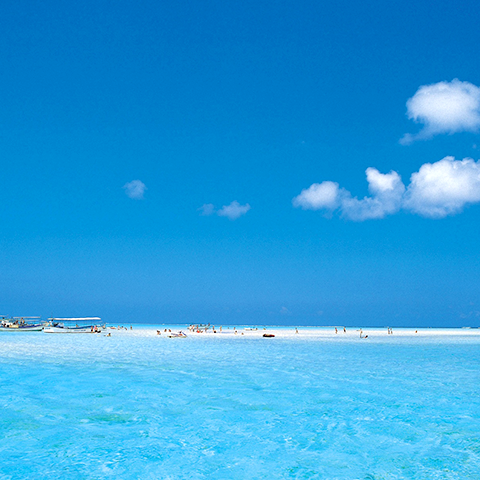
<box><xmin>0</xmin><ymin>329</ymin><xmax>479</xmax><ymax>479</ymax></box>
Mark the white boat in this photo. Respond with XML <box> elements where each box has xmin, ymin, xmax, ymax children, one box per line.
<box><xmin>0</xmin><ymin>316</ymin><xmax>45</xmax><ymax>332</ymax></box>
<box><xmin>43</xmin><ymin>317</ymin><xmax>103</xmax><ymax>334</ymax></box>
<box><xmin>167</xmin><ymin>331</ymin><xmax>187</xmax><ymax>338</ymax></box>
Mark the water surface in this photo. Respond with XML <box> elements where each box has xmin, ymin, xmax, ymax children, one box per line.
<box><xmin>0</xmin><ymin>328</ymin><xmax>479</xmax><ymax>479</ymax></box>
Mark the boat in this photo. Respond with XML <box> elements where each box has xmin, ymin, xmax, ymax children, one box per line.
<box><xmin>167</xmin><ymin>331</ymin><xmax>187</xmax><ymax>338</ymax></box>
<box><xmin>43</xmin><ymin>317</ymin><xmax>103</xmax><ymax>334</ymax></box>
<box><xmin>0</xmin><ymin>316</ymin><xmax>45</xmax><ymax>332</ymax></box>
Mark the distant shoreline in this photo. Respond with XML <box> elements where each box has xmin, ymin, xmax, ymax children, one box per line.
<box><xmin>105</xmin><ymin>324</ymin><xmax>480</xmax><ymax>338</ymax></box>
<box><xmin>107</xmin><ymin>323</ymin><xmax>480</xmax><ymax>329</ymax></box>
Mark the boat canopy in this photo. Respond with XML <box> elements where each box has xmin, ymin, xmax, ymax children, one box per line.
<box><xmin>48</xmin><ymin>317</ymin><xmax>101</xmax><ymax>321</ymax></box>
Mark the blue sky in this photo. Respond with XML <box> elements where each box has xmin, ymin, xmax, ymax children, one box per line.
<box><xmin>1</xmin><ymin>0</ymin><xmax>480</xmax><ymax>326</ymax></box>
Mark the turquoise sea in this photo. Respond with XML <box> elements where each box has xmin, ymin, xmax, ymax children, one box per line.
<box><xmin>1</xmin><ymin>326</ymin><xmax>479</xmax><ymax>479</ymax></box>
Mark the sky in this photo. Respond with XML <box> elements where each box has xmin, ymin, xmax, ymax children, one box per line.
<box><xmin>1</xmin><ymin>0</ymin><xmax>480</xmax><ymax>326</ymax></box>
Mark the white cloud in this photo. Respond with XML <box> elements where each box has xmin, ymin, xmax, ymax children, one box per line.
<box><xmin>292</xmin><ymin>181</ymin><xmax>343</xmax><ymax>210</ymax></box>
<box><xmin>341</xmin><ymin>169</ymin><xmax>405</xmax><ymax>221</ymax></box>
<box><xmin>217</xmin><ymin>201</ymin><xmax>251</xmax><ymax>220</ymax></box>
<box><xmin>293</xmin><ymin>157</ymin><xmax>480</xmax><ymax>220</ymax></box>
<box><xmin>123</xmin><ymin>180</ymin><xmax>146</xmax><ymax>200</ymax></box>
<box><xmin>404</xmin><ymin>157</ymin><xmax>480</xmax><ymax>218</ymax></box>
<box><xmin>401</xmin><ymin>79</ymin><xmax>480</xmax><ymax>144</ymax></box>
<box><xmin>198</xmin><ymin>203</ymin><xmax>215</xmax><ymax>216</ymax></box>
<box><xmin>293</xmin><ymin>169</ymin><xmax>404</xmax><ymax>221</ymax></box>
<box><xmin>198</xmin><ymin>201</ymin><xmax>251</xmax><ymax>220</ymax></box>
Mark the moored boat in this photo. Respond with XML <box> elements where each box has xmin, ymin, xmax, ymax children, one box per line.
<box><xmin>43</xmin><ymin>317</ymin><xmax>103</xmax><ymax>334</ymax></box>
<box><xmin>0</xmin><ymin>316</ymin><xmax>45</xmax><ymax>332</ymax></box>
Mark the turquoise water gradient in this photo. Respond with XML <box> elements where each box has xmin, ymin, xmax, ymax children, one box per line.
<box><xmin>1</xmin><ymin>330</ymin><xmax>479</xmax><ymax>479</ymax></box>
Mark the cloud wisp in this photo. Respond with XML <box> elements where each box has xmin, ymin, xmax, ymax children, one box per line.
<box><xmin>123</xmin><ymin>180</ymin><xmax>147</xmax><ymax>200</ymax></box>
<box><xmin>293</xmin><ymin>157</ymin><xmax>480</xmax><ymax>220</ymax></box>
<box><xmin>217</xmin><ymin>201</ymin><xmax>251</xmax><ymax>220</ymax></box>
<box><xmin>401</xmin><ymin>79</ymin><xmax>480</xmax><ymax>144</ymax></box>
<box><xmin>199</xmin><ymin>201</ymin><xmax>251</xmax><ymax>220</ymax></box>
<box><xmin>198</xmin><ymin>203</ymin><xmax>215</xmax><ymax>216</ymax></box>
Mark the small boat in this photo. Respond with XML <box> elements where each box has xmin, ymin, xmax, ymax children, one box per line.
<box><xmin>167</xmin><ymin>331</ymin><xmax>187</xmax><ymax>338</ymax></box>
<box><xmin>43</xmin><ymin>317</ymin><xmax>103</xmax><ymax>334</ymax></box>
<box><xmin>0</xmin><ymin>316</ymin><xmax>45</xmax><ymax>332</ymax></box>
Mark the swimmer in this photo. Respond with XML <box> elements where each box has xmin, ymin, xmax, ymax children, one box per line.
<box><xmin>335</xmin><ymin>327</ymin><xmax>338</xmax><ymax>334</ymax></box>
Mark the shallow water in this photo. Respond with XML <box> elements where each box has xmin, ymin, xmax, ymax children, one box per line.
<box><xmin>0</xmin><ymin>329</ymin><xmax>479</xmax><ymax>479</ymax></box>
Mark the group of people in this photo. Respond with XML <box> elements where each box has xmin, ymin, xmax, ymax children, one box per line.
<box><xmin>157</xmin><ymin>328</ymin><xmax>173</xmax><ymax>335</ymax></box>
<box><xmin>104</xmin><ymin>325</ymin><xmax>132</xmax><ymax>336</ymax></box>
<box><xmin>156</xmin><ymin>329</ymin><xmax>187</xmax><ymax>338</ymax></box>
<box><xmin>188</xmin><ymin>324</ymin><xmax>223</xmax><ymax>334</ymax></box>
